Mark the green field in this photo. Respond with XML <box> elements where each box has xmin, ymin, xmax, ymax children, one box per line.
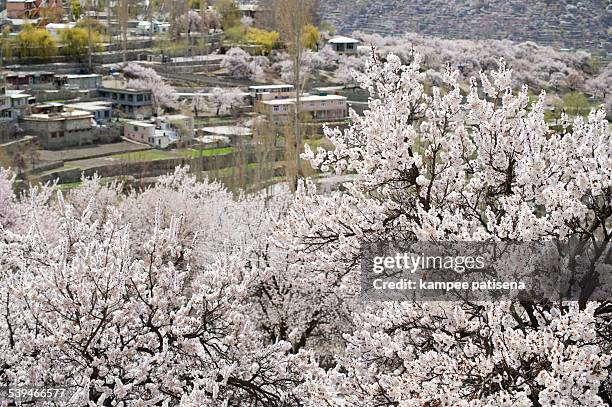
<box><xmin>112</xmin><ymin>150</ymin><xmax>173</xmax><ymax>161</ymax></box>
<box><xmin>112</xmin><ymin>147</ymin><xmax>234</xmax><ymax>162</ymax></box>
<box><xmin>178</xmin><ymin>147</ymin><xmax>234</xmax><ymax>158</ymax></box>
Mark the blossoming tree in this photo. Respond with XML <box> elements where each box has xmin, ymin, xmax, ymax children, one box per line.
<box><xmin>0</xmin><ymin>49</ymin><xmax>610</xmax><ymax>406</ymax></box>
<box><xmin>124</xmin><ymin>62</ymin><xmax>179</xmax><ymax>112</ymax></box>
<box><xmin>287</xmin><ymin>52</ymin><xmax>611</xmax><ymax>405</ymax></box>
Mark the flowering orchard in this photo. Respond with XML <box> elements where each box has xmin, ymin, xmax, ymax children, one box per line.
<box><xmin>1</xmin><ymin>52</ymin><xmax>610</xmax><ymax>405</ymax></box>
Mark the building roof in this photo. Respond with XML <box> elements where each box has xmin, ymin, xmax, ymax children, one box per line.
<box><xmin>313</xmin><ymin>86</ymin><xmax>345</xmax><ymax>92</ymax></box>
<box><xmin>249</xmin><ymin>84</ymin><xmax>294</xmax><ymax>90</ymax></box>
<box><xmin>24</xmin><ymin>110</ymin><xmax>93</xmax><ymax>121</ymax></box>
<box><xmin>35</xmin><ymin>102</ymin><xmax>64</xmax><ymax>108</ymax></box>
<box><xmin>201</xmin><ymin>126</ymin><xmax>252</xmax><ymax>136</ymax></box>
<box><xmin>61</xmin><ymin>74</ymin><xmax>102</xmax><ymax>79</ymax></box>
<box><xmin>328</xmin><ymin>36</ymin><xmax>360</xmax><ymax>44</ymax></box>
<box><xmin>6</xmin><ymin>18</ymin><xmax>40</xmax><ymax>25</ymax></box>
<box><xmin>7</xmin><ymin>92</ymin><xmax>32</xmax><ymax>99</ymax></box>
<box><xmin>126</xmin><ymin>120</ymin><xmax>156</xmax><ymax>128</ymax></box>
<box><xmin>238</xmin><ymin>4</ymin><xmax>259</xmax><ymax>12</ymax></box>
<box><xmin>45</xmin><ymin>23</ymin><xmax>76</xmax><ymax>30</ymax></box>
<box><xmin>262</xmin><ymin>94</ymin><xmax>347</xmax><ymax>105</ymax></box>
<box><xmin>100</xmin><ymin>80</ymin><xmax>152</xmax><ymax>93</ymax></box>
<box><xmin>300</xmin><ymin>95</ymin><xmax>347</xmax><ymax>102</ymax></box>
<box><xmin>67</xmin><ymin>101</ymin><xmax>112</xmax><ymax>111</ymax></box>
<box><xmin>5</xmin><ymin>71</ymin><xmax>54</xmax><ymax>77</ymax></box>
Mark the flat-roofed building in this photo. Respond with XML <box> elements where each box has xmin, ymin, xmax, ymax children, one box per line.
<box><xmin>124</xmin><ymin>114</ymin><xmax>194</xmax><ymax>149</ymax></box>
<box><xmin>249</xmin><ymin>84</ymin><xmax>294</xmax><ymax>102</ymax></box>
<box><xmin>328</xmin><ymin>36</ymin><xmax>360</xmax><ymax>54</ymax></box>
<box><xmin>124</xmin><ymin>120</ymin><xmax>156</xmax><ymax>145</ymax></box>
<box><xmin>98</xmin><ymin>80</ymin><xmax>153</xmax><ymax>119</ymax></box>
<box><xmin>4</xmin><ymin>71</ymin><xmax>55</xmax><ymax>88</ymax></box>
<box><xmin>55</xmin><ymin>73</ymin><xmax>102</xmax><ymax>90</ymax></box>
<box><xmin>0</xmin><ymin>74</ymin><xmax>13</xmax><ymax>127</ymax></box>
<box><xmin>256</xmin><ymin>94</ymin><xmax>348</xmax><ymax>124</ymax></box>
<box><xmin>6</xmin><ymin>0</ymin><xmax>35</xmax><ymax>18</ymax></box>
<box><xmin>20</xmin><ymin>109</ymin><xmax>96</xmax><ymax>149</ymax></box>
<box><xmin>66</xmin><ymin>101</ymin><xmax>113</xmax><ymax>123</ymax></box>
<box><xmin>5</xmin><ymin>89</ymin><xmax>35</xmax><ymax>119</ymax></box>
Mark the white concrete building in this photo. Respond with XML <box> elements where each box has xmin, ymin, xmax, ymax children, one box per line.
<box><xmin>4</xmin><ymin>89</ymin><xmax>34</xmax><ymax>120</ymax></box>
<box><xmin>124</xmin><ymin>115</ymin><xmax>194</xmax><ymax>149</ymax></box>
<box><xmin>328</xmin><ymin>36</ymin><xmax>360</xmax><ymax>54</ymax></box>
<box><xmin>45</xmin><ymin>22</ymin><xmax>76</xmax><ymax>39</ymax></box>
<box><xmin>135</xmin><ymin>20</ymin><xmax>171</xmax><ymax>35</ymax></box>
<box><xmin>66</xmin><ymin>101</ymin><xmax>113</xmax><ymax>123</ymax></box>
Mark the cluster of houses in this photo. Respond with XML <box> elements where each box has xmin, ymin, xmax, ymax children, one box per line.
<box><xmin>0</xmin><ymin>0</ymin><xmax>355</xmax><ymax>151</ymax></box>
<box><xmin>0</xmin><ymin>70</ymin><xmax>155</xmax><ymax>148</ymax></box>
<box><xmin>1</xmin><ymin>64</ymin><xmax>351</xmax><ymax>150</ymax></box>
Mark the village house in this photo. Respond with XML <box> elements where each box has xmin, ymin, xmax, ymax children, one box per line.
<box><xmin>45</xmin><ymin>22</ymin><xmax>75</xmax><ymax>39</ymax></box>
<box><xmin>6</xmin><ymin>0</ymin><xmax>35</xmax><ymax>19</ymax></box>
<box><xmin>65</xmin><ymin>101</ymin><xmax>113</xmax><ymax>124</ymax></box>
<box><xmin>124</xmin><ymin>114</ymin><xmax>193</xmax><ymax>149</ymax></box>
<box><xmin>238</xmin><ymin>4</ymin><xmax>259</xmax><ymax>19</ymax></box>
<box><xmin>256</xmin><ymin>94</ymin><xmax>348</xmax><ymax>124</ymax></box>
<box><xmin>237</xmin><ymin>3</ymin><xmax>273</xmax><ymax>29</ymax></box>
<box><xmin>5</xmin><ymin>89</ymin><xmax>35</xmax><ymax>119</ymax></box>
<box><xmin>124</xmin><ymin>120</ymin><xmax>157</xmax><ymax>145</ymax></box>
<box><xmin>328</xmin><ymin>36</ymin><xmax>360</xmax><ymax>54</ymax></box>
<box><xmin>98</xmin><ymin>81</ymin><xmax>153</xmax><ymax>119</ymax></box>
<box><xmin>0</xmin><ymin>74</ymin><xmax>13</xmax><ymax>127</ymax></box>
<box><xmin>20</xmin><ymin>109</ymin><xmax>96</xmax><ymax>149</ymax></box>
<box><xmin>249</xmin><ymin>84</ymin><xmax>295</xmax><ymax>103</ymax></box>
<box><xmin>55</xmin><ymin>73</ymin><xmax>102</xmax><ymax>90</ymax></box>
<box><xmin>136</xmin><ymin>20</ymin><xmax>171</xmax><ymax>36</ymax></box>
<box><xmin>31</xmin><ymin>102</ymin><xmax>64</xmax><ymax>115</ymax></box>
<box><xmin>4</xmin><ymin>71</ymin><xmax>55</xmax><ymax>89</ymax></box>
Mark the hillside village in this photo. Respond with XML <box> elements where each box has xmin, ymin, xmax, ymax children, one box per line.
<box><xmin>0</xmin><ymin>0</ymin><xmax>609</xmax><ymax>190</ymax></box>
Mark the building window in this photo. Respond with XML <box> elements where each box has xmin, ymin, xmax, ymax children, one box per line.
<box><xmin>273</xmin><ymin>106</ymin><xmax>280</xmax><ymax>112</ymax></box>
<box><xmin>134</xmin><ymin>125</ymin><xmax>138</xmax><ymax>131</ymax></box>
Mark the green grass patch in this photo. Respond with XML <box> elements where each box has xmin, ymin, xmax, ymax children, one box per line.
<box><xmin>178</xmin><ymin>147</ymin><xmax>234</xmax><ymax>158</ymax></box>
<box><xmin>112</xmin><ymin>150</ymin><xmax>172</xmax><ymax>161</ymax></box>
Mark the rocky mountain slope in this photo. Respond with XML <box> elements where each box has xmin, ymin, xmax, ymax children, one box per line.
<box><xmin>317</xmin><ymin>0</ymin><xmax>611</xmax><ymax>55</ymax></box>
